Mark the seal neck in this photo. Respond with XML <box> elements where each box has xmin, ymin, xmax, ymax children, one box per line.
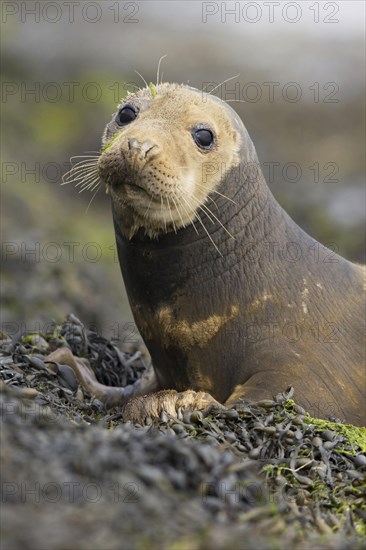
<box><xmin>113</xmin><ymin>131</ymin><xmax>309</xmax><ymax>295</ymax></box>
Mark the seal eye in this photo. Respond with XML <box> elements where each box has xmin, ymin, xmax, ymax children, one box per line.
<box><xmin>193</xmin><ymin>128</ymin><xmax>214</xmax><ymax>149</ymax></box>
<box><xmin>117</xmin><ymin>106</ymin><xmax>137</xmax><ymax>126</ymax></box>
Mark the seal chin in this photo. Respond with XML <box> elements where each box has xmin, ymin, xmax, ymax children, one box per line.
<box><xmin>102</xmin><ymin>167</ymin><xmax>201</xmax><ymax>237</ymax></box>
<box><xmin>98</xmin><ymin>150</ymin><xmax>197</xmax><ymax>237</ymax></box>
<box><xmin>123</xmin><ymin>181</ymin><xmax>157</xmax><ymax>203</ymax></box>
<box><xmin>111</xmin><ymin>183</ymin><xmax>196</xmax><ymax>239</ymax></box>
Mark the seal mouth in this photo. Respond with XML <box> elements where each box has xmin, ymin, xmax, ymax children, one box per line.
<box><xmin>107</xmin><ymin>173</ymin><xmax>155</xmax><ymax>200</ymax></box>
<box><xmin>111</xmin><ymin>178</ymin><xmax>163</xmax><ymax>210</ymax></box>
<box><xmin>125</xmin><ymin>181</ymin><xmax>152</xmax><ymax>197</ymax></box>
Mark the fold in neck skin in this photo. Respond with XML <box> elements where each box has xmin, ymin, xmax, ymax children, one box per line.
<box><xmin>110</xmin><ymin>84</ymin><xmax>358</xmax><ymax>321</ymax></box>
<box><xmin>113</xmin><ymin>126</ymin><xmax>352</xmax><ymax>324</ymax></box>
<box><xmin>113</xmin><ymin>123</ymin><xmax>285</xmax><ymax>291</ymax></box>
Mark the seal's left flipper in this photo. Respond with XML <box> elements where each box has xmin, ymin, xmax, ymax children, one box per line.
<box><xmin>44</xmin><ymin>348</ymin><xmax>159</xmax><ymax>408</ymax></box>
<box><xmin>224</xmin><ymin>374</ymin><xmax>343</xmax><ymax>423</ymax></box>
<box><xmin>123</xmin><ymin>389</ymin><xmax>224</xmax><ymax>424</ymax></box>
<box><xmin>224</xmin><ymin>372</ymin><xmax>297</xmax><ymax>408</ymax></box>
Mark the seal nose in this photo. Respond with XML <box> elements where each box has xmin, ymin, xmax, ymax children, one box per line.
<box><xmin>128</xmin><ymin>137</ymin><xmax>157</xmax><ymax>158</ymax></box>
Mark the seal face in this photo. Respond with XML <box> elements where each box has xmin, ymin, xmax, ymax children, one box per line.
<box><xmin>98</xmin><ymin>83</ymin><xmax>241</xmax><ymax>239</ymax></box>
<box><xmin>97</xmin><ymin>82</ymin><xmax>366</xmax><ymax>427</ymax></box>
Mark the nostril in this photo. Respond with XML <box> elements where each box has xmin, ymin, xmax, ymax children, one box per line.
<box><xmin>141</xmin><ymin>140</ymin><xmax>158</xmax><ymax>157</ymax></box>
<box><xmin>128</xmin><ymin>138</ymin><xmax>158</xmax><ymax>158</ymax></box>
<box><xmin>128</xmin><ymin>137</ymin><xmax>139</xmax><ymax>151</ymax></box>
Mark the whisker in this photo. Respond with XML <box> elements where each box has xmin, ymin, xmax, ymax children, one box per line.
<box><xmin>69</xmin><ymin>154</ymin><xmax>99</xmax><ymax>162</ymax></box>
<box><xmin>79</xmin><ymin>178</ymin><xmax>100</xmax><ymax>193</ymax></box>
<box><xmin>188</xmin><ymin>194</ymin><xmax>236</xmax><ymax>241</ymax></box>
<box><xmin>63</xmin><ymin>164</ymin><xmax>99</xmax><ymax>182</ymax></box>
<box><xmin>197</xmin><ymin>204</ymin><xmax>215</xmax><ymax>226</ymax></box>
<box><xmin>156</xmin><ymin>55</ymin><xmax>167</xmax><ymax>87</ymax></box>
<box><xmin>134</xmin><ymin>70</ymin><xmax>148</xmax><ymax>90</ymax></box>
<box><xmin>177</xmin><ymin>195</ymin><xmax>199</xmax><ymax>236</ymax></box>
<box><xmin>68</xmin><ymin>159</ymin><xmax>99</xmax><ymax>168</ymax></box>
<box><xmin>192</xmin><ymin>200</ymin><xmax>215</xmax><ymax>226</ymax></box>
<box><xmin>170</xmin><ymin>194</ymin><xmax>186</xmax><ymax>230</ymax></box>
<box><xmin>70</xmin><ymin>163</ymin><xmax>99</xmax><ymax>175</ymax></box>
<box><xmin>64</xmin><ymin>159</ymin><xmax>98</xmax><ymax>171</ymax></box>
<box><xmin>71</xmin><ymin>174</ymin><xmax>99</xmax><ymax>189</ymax></box>
<box><xmin>143</xmin><ymin>196</ymin><xmax>153</xmax><ymax>220</ymax></box>
<box><xmin>194</xmin><ymin>210</ymin><xmax>222</xmax><ymax>257</ymax></box>
<box><xmin>68</xmin><ymin>172</ymin><xmax>99</xmax><ymax>186</ymax></box>
<box><xmin>85</xmin><ymin>184</ymin><xmax>101</xmax><ymax>214</ymax></box>
<box><xmin>86</xmin><ymin>177</ymin><xmax>102</xmax><ymax>193</ymax></box>
<box><xmin>206</xmin><ymin>196</ymin><xmax>219</xmax><ymax>213</ymax></box>
<box><xmin>68</xmin><ymin>157</ymin><xmax>99</xmax><ymax>168</ymax></box>
<box><xmin>62</xmin><ymin>161</ymin><xmax>99</xmax><ymax>183</ymax></box>
<box><xmin>193</xmin><ymin>181</ymin><xmax>239</xmax><ymax>206</ymax></box>
<box><xmin>178</xmin><ymin>190</ymin><xmax>215</xmax><ymax>225</ymax></box>
<box><xmin>171</xmin><ymin>168</ymin><xmax>236</xmax><ymax>204</ymax></box>
<box><xmin>73</xmin><ymin>170</ymin><xmax>99</xmax><ymax>187</ymax></box>
<box><xmin>204</xmin><ymin>74</ymin><xmax>240</xmax><ymax>96</ymax></box>
<box><xmin>62</xmin><ymin>173</ymin><xmax>97</xmax><ymax>187</ymax></box>
<box><xmin>63</xmin><ymin>162</ymin><xmax>98</xmax><ymax>180</ymax></box>
<box><xmin>200</xmin><ymin>202</ymin><xmax>235</xmax><ymax>240</ymax></box>
<box><xmin>190</xmin><ymin>184</ymin><xmax>219</xmax><ymax>212</ymax></box>
<box><xmin>160</xmin><ymin>196</ymin><xmax>167</xmax><ymax>232</ymax></box>
<box><xmin>77</xmin><ymin>174</ymin><xmax>100</xmax><ymax>192</ymax></box>
<box><xmin>165</xmin><ymin>196</ymin><xmax>177</xmax><ymax>234</ymax></box>
<box><xmin>64</xmin><ymin>162</ymin><xmax>99</xmax><ymax>178</ymax></box>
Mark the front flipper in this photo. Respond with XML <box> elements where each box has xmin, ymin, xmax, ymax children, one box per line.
<box><xmin>123</xmin><ymin>389</ymin><xmax>224</xmax><ymax>424</ymax></box>
<box><xmin>224</xmin><ymin>372</ymin><xmax>347</xmax><ymax>424</ymax></box>
<box><xmin>224</xmin><ymin>367</ymin><xmax>302</xmax><ymax>408</ymax></box>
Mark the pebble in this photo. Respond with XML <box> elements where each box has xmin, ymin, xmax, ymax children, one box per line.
<box><xmin>248</xmin><ymin>448</ymin><xmax>261</xmax><ymax>459</ymax></box>
<box><xmin>18</xmin><ymin>387</ymin><xmax>39</xmax><ymax>399</ymax></box>
<box><xmin>28</xmin><ymin>335</ymin><xmax>49</xmax><ymax>352</ymax></box>
<box><xmin>353</xmin><ymin>454</ymin><xmax>366</xmax><ymax>468</ymax></box>
<box><xmin>26</xmin><ymin>356</ymin><xmax>49</xmax><ymax>372</ymax></box>
<box><xmin>172</xmin><ymin>423</ymin><xmax>186</xmax><ymax>435</ymax></box>
<box><xmin>190</xmin><ymin>410</ymin><xmax>204</xmax><ymax>424</ymax></box>
<box><xmin>223</xmin><ymin>431</ymin><xmax>237</xmax><ymax>443</ymax></box>
<box><xmin>1</xmin><ymin>316</ymin><xmax>365</xmax><ymax>549</ymax></box>
<box><xmin>321</xmin><ymin>430</ymin><xmax>336</xmax><ymax>442</ymax></box>
<box><xmin>218</xmin><ymin>409</ymin><xmax>239</xmax><ymax>420</ymax></box>
<box><xmin>58</xmin><ymin>364</ymin><xmax>78</xmax><ymax>391</ymax></box>
<box><xmin>256</xmin><ymin>400</ymin><xmax>276</xmax><ymax>409</ymax></box>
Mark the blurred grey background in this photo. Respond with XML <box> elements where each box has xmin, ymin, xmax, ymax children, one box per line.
<box><xmin>1</xmin><ymin>0</ymin><xmax>365</xmax><ymax>342</ymax></box>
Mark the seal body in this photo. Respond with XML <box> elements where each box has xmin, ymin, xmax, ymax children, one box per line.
<box><xmin>99</xmin><ymin>83</ymin><xmax>365</xmax><ymax>426</ymax></box>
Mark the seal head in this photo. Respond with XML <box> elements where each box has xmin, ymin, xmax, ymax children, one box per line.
<box><xmin>98</xmin><ymin>83</ymin><xmax>245</xmax><ymax>239</ymax></box>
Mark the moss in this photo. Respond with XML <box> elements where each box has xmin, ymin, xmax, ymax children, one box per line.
<box><xmin>285</xmin><ymin>400</ymin><xmax>366</xmax><ymax>453</ymax></box>
<box><xmin>263</xmin><ymin>462</ymin><xmax>365</xmax><ymax>540</ymax></box>
<box><xmin>101</xmin><ymin>132</ymin><xmax>120</xmax><ymax>153</ymax></box>
<box><xmin>22</xmin><ymin>334</ymin><xmax>40</xmax><ymax>344</ymax></box>
<box><xmin>305</xmin><ymin>417</ymin><xmax>366</xmax><ymax>454</ymax></box>
<box><xmin>149</xmin><ymin>82</ymin><xmax>157</xmax><ymax>98</ymax></box>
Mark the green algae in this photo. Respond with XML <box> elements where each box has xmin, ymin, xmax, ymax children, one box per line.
<box><xmin>149</xmin><ymin>82</ymin><xmax>157</xmax><ymax>98</ymax></box>
<box><xmin>285</xmin><ymin>400</ymin><xmax>366</xmax><ymax>454</ymax></box>
<box><xmin>307</xmin><ymin>419</ymin><xmax>366</xmax><ymax>454</ymax></box>
<box><xmin>101</xmin><ymin>132</ymin><xmax>120</xmax><ymax>153</ymax></box>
